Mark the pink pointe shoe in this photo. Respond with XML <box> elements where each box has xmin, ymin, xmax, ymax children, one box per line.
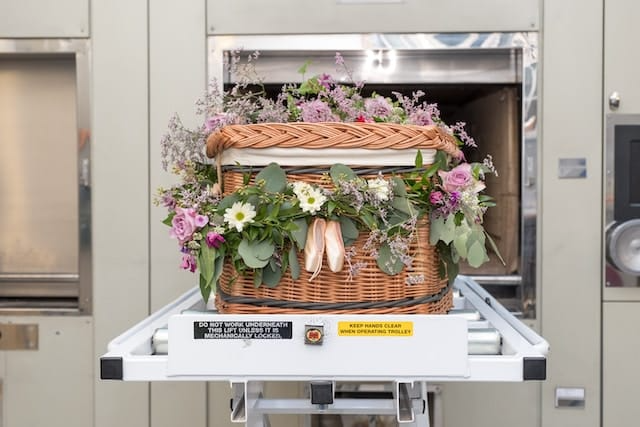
<box><xmin>324</xmin><ymin>220</ymin><xmax>345</xmax><ymax>272</ymax></box>
<box><xmin>304</xmin><ymin>218</ymin><xmax>326</xmax><ymax>281</ymax></box>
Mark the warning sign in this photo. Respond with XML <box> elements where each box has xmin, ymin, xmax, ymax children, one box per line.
<box><xmin>193</xmin><ymin>321</ymin><xmax>293</xmax><ymax>340</ymax></box>
<box><xmin>337</xmin><ymin>321</ymin><xmax>413</xmax><ymax>337</ymax></box>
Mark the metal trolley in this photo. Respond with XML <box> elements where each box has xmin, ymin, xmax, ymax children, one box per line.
<box><xmin>100</xmin><ymin>276</ymin><xmax>548</xmax><ymax>427</ymax></box>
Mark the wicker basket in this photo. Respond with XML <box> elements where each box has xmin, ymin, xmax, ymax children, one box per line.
<box><xmin>206</xmin><ymin>122</ymin><xmax>461</xmax><ymax>314</ymax></box>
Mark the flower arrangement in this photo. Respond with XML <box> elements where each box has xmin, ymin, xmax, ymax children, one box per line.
<box><xmin>157</xmin><ymin>52</ymin><xmax>501</xmax><ymax>302</ymax></box>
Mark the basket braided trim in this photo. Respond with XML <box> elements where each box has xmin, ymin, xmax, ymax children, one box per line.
<box><xmin>206</xmin><ymin>122</ymin><xmax>461</xmax><ymax>159</ymax></box>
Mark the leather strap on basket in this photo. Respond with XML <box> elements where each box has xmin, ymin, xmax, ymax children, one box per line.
<box><xmin>216</xmin><ymin>281</ymin><xmax>451</xmax><ymax>311</ymax></box>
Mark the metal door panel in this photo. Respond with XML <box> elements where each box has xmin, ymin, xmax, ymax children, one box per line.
<box><xmin>0</xmin><ymin>57</ymin><xmax>79</xmax><ymax>275</ymax></box>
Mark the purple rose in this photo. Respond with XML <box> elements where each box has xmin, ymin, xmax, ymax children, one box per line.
<box><xmin>206</xmin><ymin>232</ymin><xmax>225</xmax><ymax>249</ymax></box>
<box><xmin>429</xmin><ymin>191</ymin><xmax>444</xmax><ymax>205</ymax></box>
<box><xmin>438</xmin><ymin>163</ymin><xmax>478</xmax><ymax>193</ymax></box>
<box><xmin>180</xmin><ymin>253</ymin><xmax>197</xmax><ymax>273</ymax></box>
<box><xmin>170</xmin><ymin>207</ymin><xmax>208</xmax><ymax>244</ymax></box>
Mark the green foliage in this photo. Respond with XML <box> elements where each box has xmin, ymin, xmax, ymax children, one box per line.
<box><xmin>238</xmin><ymin>239</ymin><xmax>274</xmax><ymax>269</ymax></box>
<box><xmin>338</xmin><ymin>217</ymin><xmax>359</xmax><ymax>246</ymax></box>
<box><xmin>160</xmin><ymin>151</ymin><xmax>502</xmax><ymax>300</ymax></box>
<box><xmin>329</xmin><ymin>164</ymin><xmax>358</xmax><ymax>183</ymax></box>
<box><xmin>377</xmin><ymin>243</ymin><xmax>404</xmax><ymax>275</ymax></box>
<box><xmin>255</xmin><ymin>162</ymin><xmax>287</xmax><ymax>193</ymax></box>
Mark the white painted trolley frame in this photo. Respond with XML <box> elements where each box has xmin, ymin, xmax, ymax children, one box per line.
<box><xmin>101</xmin><ymin>276</ymin><xmax>548</xmax><ymax>426</ymax></box>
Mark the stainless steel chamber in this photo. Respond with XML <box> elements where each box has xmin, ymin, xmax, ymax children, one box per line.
<box><xmin>207</xmin><ymin>33</ymin><xmax>538</xmax><ymax>317</ymax></box>
<box><xmin>0</xmin><ymin>39</ymin><xmax>91</xmax><ymax>313</ymax></box>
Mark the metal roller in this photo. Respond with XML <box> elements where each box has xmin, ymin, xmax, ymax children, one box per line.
<box><xmin>468</xmin><ymin>328</ymin><xmax>502</xmax><ymax>355</ymax></box>
<box><xmin>152</xmin><ymin>327</ymin><xmax>169</xmax><ymax>355</ymax></box>
<box><xmin>448</xmin><ymin>309</ymin><xmax>482</xmax><ymax>321</ymax></box>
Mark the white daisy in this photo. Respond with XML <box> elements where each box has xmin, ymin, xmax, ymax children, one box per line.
<box><xmin>298</xmin><ymin>187</ymin><xmax>327</xmax><ymax>214</ymax></box>
<box><xmin>223</xmin><ymin>201</ymin><xmax>257</xmax><ymax>232</ymax></box>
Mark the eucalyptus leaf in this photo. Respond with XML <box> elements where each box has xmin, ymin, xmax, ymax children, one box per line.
<box><xmin>238</xmin><ymin>239</ymin><xmax>272</xmax><ymax>268</ymax></box>
<box><xmin>442</xmin><ymin>214</ymin><xmax>457</xmax><ymax>244</ymax></box>
<box><xmin>467</xmin><ymin>240</ymin><xmax>489</xmax><ymax>268</ymax></box>
<box><xmin>253</xmin><ymin>268</ymin><xmax>263</xmax><ymax>288</ymax></box>
<box><xmin>452</xmin><ymin>220</ymin><xmax>471</xmax><ymax>258</ymax></box>
<box><xmin>217</xmin><ymin>193</ymin><xmax>240</xmax><ymax>212</ymax></box>
<box><xmin>376</xmin><ymin>243</ymin><xmax>404</xmax><ymax>275</ymax></box>
<box><xmin>280</xmin><ymin>251</ymin><xmax>289</xmax><ymax>274</ymax></box>
<box><xmin>288</xmin><ymin>246</ymin><xmax>301</xmax><ymax>280</ymax></box>
<box><xmin>386</xmin><ymin>211</ymin><xmax>409</xmax><ymax>228</ymax></box>
<box><xmin>262</xmin><ymin>264</ymin><xmax>283</xmax><ymax>288</ymax></box>
<box><xmin>290</xmin><ymin>218</ymin><xmax>308</xmax><ymax>249</ymax></box>
<box><xmin>391</xmin><ymin>196</ymin><xmax>414</xmax><ymax>215</ymax></box>
<box><xmin>466</xmin><ymin>226</ymin><xmax>486</xmax><ymax>252</ymax></box>
<box><xmin>329</xmin><ymin>164</ymin><xmax>357</xmax><ymax>183</ymax></box>
<box><xmin>253</xmin><ymin>239</ymin><xmax>276</xmax><ymax>260</ymax></box>
<box><xmin>429</xmin><ymin>216</ymin><xmax>444</xmax><ymax>246</ymax></box>
<box><xmin>255</xmin><ymin>163</ymin><xmax>287</xmax><ymax>193</ymax></box>
<box><xmin>338</xmin><ymin>217</ymin><xmax>359</xmax><ymax>246</ymax></box>
<box><xmin>391</xmin><ymin>177</ymin><xmax>407</xmax><ymax>196</ymax></box>
<box><xmin>430</xmin><ymin>214</ymin><xmax>456</xmax><ymax>245</ymax></box>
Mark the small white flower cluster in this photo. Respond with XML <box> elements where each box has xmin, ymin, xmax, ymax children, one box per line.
<box><xmin>366</xmin><ymin>177</ymin><xmax>391</xmax><ymax>202</ymax></box>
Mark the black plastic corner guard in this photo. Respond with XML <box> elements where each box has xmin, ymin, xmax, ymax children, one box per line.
<box><xmin>523</xmin><ymin>357</ymin><xmax>546</xmax><ymax>381</ymax></box>
<box><xmin>100</xmin><ymin>357</ymin><xmax>124</xmax><ymax>380</ymax></box>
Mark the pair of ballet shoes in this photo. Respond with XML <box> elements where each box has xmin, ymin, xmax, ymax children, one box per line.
<box><xmin>304</xmin><ymin>218</ymin><xmax>345</xmax><ymax>281</ymax></box>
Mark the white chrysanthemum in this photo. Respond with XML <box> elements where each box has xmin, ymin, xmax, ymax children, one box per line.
<box><xmin>298</xmin><ymin>187</ymin><xmax>327</xmax><ymax>214</ymax></box>
<box><xmin>292</xmin><ymin>181</ymin><xmax>313</xmax><ymax>199</ymax></box>
<box><xmin>223</xmin><ymin>201</ymin><xmax>256</xmax><ymax>232</ymax></box>
<box><xmin>367</xmin><ymin>177</ymin><xmax>391</xmax><ymax>201</ymax></box>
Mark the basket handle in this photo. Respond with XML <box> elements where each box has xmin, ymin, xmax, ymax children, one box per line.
<box><xmin>206</xmin><ymin>130</ymin><xmax>227</xmax><ymax>189</ymax></box>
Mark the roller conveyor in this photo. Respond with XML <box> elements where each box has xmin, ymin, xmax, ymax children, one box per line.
<box><xmin>100</xmin><ymin>276</ymin><xmax>548</xmax><ymax>426</ymax></box>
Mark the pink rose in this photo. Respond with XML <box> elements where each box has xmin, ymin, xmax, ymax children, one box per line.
<box><xmin>438</xmin><ymin>163</ymin><xmax>485</xmax><ymax>193</ymax></box>
<box><xmin>170</xmin><ymin>207</ymin><xmax>208</xmax><ymax>244</ymax></box>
